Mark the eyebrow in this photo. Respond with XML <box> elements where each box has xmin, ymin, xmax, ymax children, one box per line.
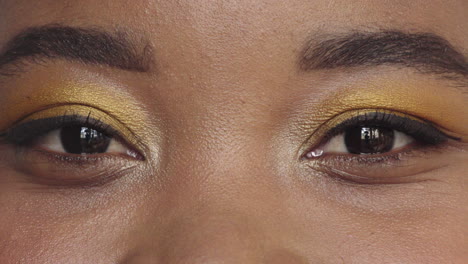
<box><xmin>299</xmin><ymin>31</ymin><xmax>468</xmax><ymax>78</ymax></box>
<box><xmin>0</xmin><ymin>26</ymin><xmax>151</xmax><ymax>75</ymax></box>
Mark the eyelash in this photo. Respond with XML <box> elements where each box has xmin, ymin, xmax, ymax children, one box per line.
<box><xmin>304</xmin><ymin>111</ymin><xmax>459</xmax><ymax>159</ymax></box>
<box><xmin>0</xmin><ymin>111</ymin><xmax>459</xmax><ymax>162</ymax></box>
<box><xmin>0</xmin><ymin>114</ymin><xmax>118</xmax><ymax>147</ymax></box>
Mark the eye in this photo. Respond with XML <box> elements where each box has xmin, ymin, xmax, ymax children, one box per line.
<box><xmin>311</xmin><ymin>126</ymin><xmax>414</xmax><ymax>156</ymax></box>
<box><xmin>304</xmin><ymin>111</ymin><xmax>454</xmax><ymax>159</ymax></box>
<box><xmin>3</xmin><ymin>114</ymin><xmax>140</xmax><ymax>158</ymax></box>
<box><xmin>37</xmin><ymin>125</ymin><xmax>128</xmax><ymax>155</ymax></box>
<box><xmin>0</xmin><ymin>112</ymin><xmax>143</xmax><ymax>187</ymax></box>
<box><xmin>300</xmin><ymin>111</ymin><xmax>463</xmax><ymax>184</ymax></box>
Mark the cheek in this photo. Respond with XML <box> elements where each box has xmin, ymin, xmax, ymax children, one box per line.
<box><xmin>288</xmin><ymin>161</ymin><xmax>467</xmax><ymax>262</ymax></box>
<box><xmin>0</xmin><ymin>173</ymin><xmax>144</xmax><ymax>263</ymax></box>
<box><xmin>0</xmin><ymin>200</ymin><xmax>120</xmax><ymax>262</ymax></box>
<box><xmin>342</xmin><ymin>211</ymin><xmax>466</xmax><ymax>262</ymax></box>
<box><xmin>0</xmin><ymin>151</ymin><xmax>465</xmax><ymax>262</ymax></box>
<box><xmin>288</xmin><ymin>200</ymin><xmax>466</xmax><ymax>262</ymax></box>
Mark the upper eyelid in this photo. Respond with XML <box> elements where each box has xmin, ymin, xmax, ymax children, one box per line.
<box><xmin>0</xmin><ymin>104</ymin><xmax>152</xmax><ymax>159</ymax></box>
<box><xmin>331</xmin><ymin>113</ymin><xmax>451</xmax><ymax>142</ymax></box>
<box><xmin>326</xmin><ymin>112</ymin><xmax>427</xmax><ymax>137</ymax></box>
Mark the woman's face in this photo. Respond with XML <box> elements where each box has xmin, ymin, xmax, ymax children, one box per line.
<box><xmin>0</xmin><ymin>0</ymin><xmax>467</xmax><ymax>263</ymax></box>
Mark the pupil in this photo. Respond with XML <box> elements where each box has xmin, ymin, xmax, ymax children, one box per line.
<box><xmin>344</xmin><ymin>126</ymin><xmax>395</xmax><ymax>154</ymax></box>
<box><xmin>60</xmin><ymin>126</ymin><xmax>111</xmax><ymax>154</ymax></box>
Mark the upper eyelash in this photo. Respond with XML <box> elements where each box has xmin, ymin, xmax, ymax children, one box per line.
<box><xmin>2</xmin><ymin>111</ymin><xmax>460</xmax><ymax>152</ymax></box>
<box><xmin>1</xmin><ymin>114</ymin><xmax>118</xmax><ymax>146</ymax></box>
<box><xmin>319</xmin><ymin>111</ymin><xmax>460</xmax><ymax>147</ymax></box>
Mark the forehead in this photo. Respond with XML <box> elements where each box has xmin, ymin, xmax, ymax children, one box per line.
<box><xmin>1</xmin><ymin>1</ymin><xmax>466</xmax><ymax>108</ymax></box>
<box><xmin>1</xmin><ymin>0</ymin><xmax>467</xmax><ymax>43</ymax></box>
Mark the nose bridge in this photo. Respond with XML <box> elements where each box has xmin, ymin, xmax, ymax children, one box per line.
<box><xmin>133</xmin><ymin>129</ymin><xmax>294</xmax><ymax>263</ymax></box>
<box><xmin>120</xmin><ymin>98</ymin><xmax>315</xmax><ymax>262</ymax></box>
<box><xmin>156</xmin><ymin>87</ymin><xmax>281</xmax><ymax>200</ymax></box>
<box><xmin>136</xmin><ymin>65</ymin><xmax>297</xmax><ymax>262</ymax></box>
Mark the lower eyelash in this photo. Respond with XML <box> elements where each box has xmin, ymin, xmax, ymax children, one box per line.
<box><xmin>310</xmin><ymin>139</ymin><xmax>451</xmax><ymax>168</ymax></box>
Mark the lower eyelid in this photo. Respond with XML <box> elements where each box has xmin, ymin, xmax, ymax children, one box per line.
<box><xmin>302</xmin><ymin>141</ymin><xmax>460</xmax><ymax>183</ymax></box>
<box><xmin>5</xmin><ymin>144</ymin><xmax>141</xmax><ymax>188</ymax></box>
<box><xmin>317</xmin><ymin>165</ymin><xmax>441</xmax><ymax>185</ymax></box>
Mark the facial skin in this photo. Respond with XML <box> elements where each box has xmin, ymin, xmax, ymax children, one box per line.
<box><xmin>0</xmin><ymin>0</ymin><xmax>467</xmax><ymax>263</ymax></box>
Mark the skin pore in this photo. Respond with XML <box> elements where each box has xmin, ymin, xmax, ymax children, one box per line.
<box><xmin>0</xmin><ymin>0</ymin><xmax>467</xmax><ymax>263</ymax></box>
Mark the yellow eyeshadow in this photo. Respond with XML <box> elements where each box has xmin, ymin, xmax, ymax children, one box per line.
<box><xmin>0</xmin><ymin>78</ymin><xmax>154</xmax><ymax>134</ymax></box>
<box><xmin>296</xmin><ymin>73</ymin><xmax>467</xmax><ymax>140</ymax></box>
<box><xmin>0</xmin><ymin>76</ymin><xmax>158</xmax><ymax>155</ymax></box>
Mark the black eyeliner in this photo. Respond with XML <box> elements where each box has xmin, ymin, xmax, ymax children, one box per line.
<box><xmin>322</xmin><ymin>111</ymin><xmax>460</xmax><ymax>146</ymax></box>
<box><xmin>3</xmin><ymin>114</ymin><xmax>118</xmax><ymax>146</ymax></box>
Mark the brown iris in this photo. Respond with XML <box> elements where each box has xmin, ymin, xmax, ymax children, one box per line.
<box><xmin>344</xmin><ymin>126</ymin><xmax>395</xmax><ymax>154</ymax></box>
<box><xmin>60</xmin><ymin>126</ymin><xmax>111</xmax><ymax>154</ymax></box>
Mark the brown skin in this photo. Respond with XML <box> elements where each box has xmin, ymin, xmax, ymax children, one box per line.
<box><xmin>0</xmin><ymin>0</ymin><xmax>467</xmax><ymax>263</ymax></box>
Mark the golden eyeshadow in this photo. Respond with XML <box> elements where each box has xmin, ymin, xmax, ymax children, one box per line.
<box><xmin>0</xmin><ymin>76</ymin><xmax>156</xmax><ymax>144</ymax></box>
<box><xmin>0</xmin><ymin>69</ymin><xmax>163</xmax><ymax>160</ymax></box>
<box><xmin>294</xmin><ymin>72</ymin><xmax>468</xmax><ymax>142</ymax></box>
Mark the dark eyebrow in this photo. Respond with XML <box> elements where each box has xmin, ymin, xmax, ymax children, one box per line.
<box><xmin>0</xmin><ymin>26</ymin><xmax>152</xmax><ymax>75</ymax></box>
<box><xmin>299</xmin><ymin>31</ymin><xmax>468</xmax><ymax>77</ymax></box>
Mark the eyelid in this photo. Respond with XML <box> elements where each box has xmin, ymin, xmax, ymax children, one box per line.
<box><xmin>0</xmin><ymin>105</ymin><xmax>146</xmax><ymax>158</ymax></box>
<box><xmin>300</xmin><ymin>109</ymin><xmax>459</xmax><ymax>158</ymax></box>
